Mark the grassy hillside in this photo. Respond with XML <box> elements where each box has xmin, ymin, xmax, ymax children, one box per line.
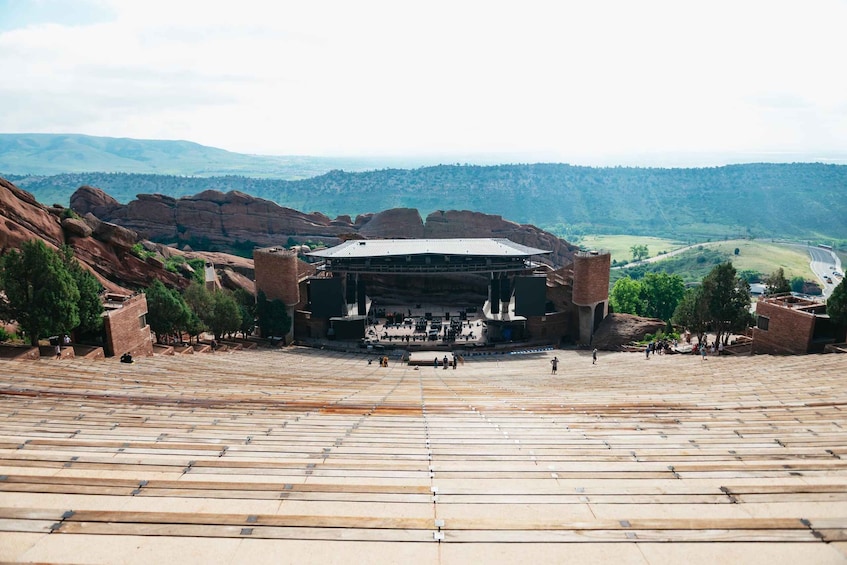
<box><xmin>9</xmin><ymin>163</ymin><xmax>847</xmax><ymax>243</ymax></box>
<box><xmin>575</xmin><ymin>235</ymin><xmax>688</xmax><ymax>263</ymax></box>
<box><xmin>3</xmin><ymin>135</ymin><xmax>846</xmax><ymax>243</ymax></box>
<box><xmin>610</xmin><ymin>240</ymin><xmax>816</xmax><ymax>285</ymax></box>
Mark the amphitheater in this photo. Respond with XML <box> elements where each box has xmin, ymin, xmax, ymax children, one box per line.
<box><xmin>1</xmin><ymin>347</ymin><xmax>846</xmax><ymax>564</ymax></box>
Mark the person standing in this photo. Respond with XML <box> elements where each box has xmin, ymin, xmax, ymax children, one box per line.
<box><xmin>550</xmin><ymin>356</ymin><xmax>559</xmax><ymax>375</ymax></box>
<box><xmin>592</xmin><ymin>348</ymin><xmax>598</xmax><ymax>365</ymax></box>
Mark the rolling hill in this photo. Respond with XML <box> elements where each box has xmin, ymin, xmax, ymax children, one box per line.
<box><xmin>2</xmin><ymin>134</ymin><xmax>846</xmax><ymax>243</ymax></box>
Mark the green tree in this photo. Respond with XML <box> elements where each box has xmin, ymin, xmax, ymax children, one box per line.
<box><xmin>700</xmin><ymin>262</ymin><xmax>754</xmax><ymax>346</ymax></box>
<box><xmin>641</xmin><ymin>272</ymin><xmax>686</xmax><ymax>321</ymax></box>
<box><xmin>0</xmin><ymin>240</ymin><xmax>80</xmax><ymax>346</ymax></box>
<box><xmin>630</xmin><ymin>244</ymin><xmax>649</xmax><ymax>262</ymax></box>
<box><xmin>609</xmin><ymin>277</ymin><xmax>644</xmax><ymax>316</ymax></box>
<box><xmin>257</xmin><ymin>290</ymin><xmax>291</xmax><ymax>338</ymax></box>
<box><xmin>207</xmin><ymin>291</ymin><xmax>242</xmax><ymax>340</ymax></box>
<box><xmin>183</xmin><ymin>281</ymin><xmax>212</xmax><ymax>318</ymax></box>
<box><xmin>828</xmin><ymin>280</ymin><xmax>847</xmax><ymax>326</ymax></box>
<box><xmin>60</xmin><ymin>246</ymin><xmax>103</xmax><ymax>341</ymax></box>
<box><xmin>763</xmin><ymin>267</ymin><xmax>791</xmax><ymax>295</ymax></box>
<box><xmin>181</xmin><ymin>281</ymin><xmax>211</xmax><ymax>342</ymax></box>
<box><xmin>233</xmin><ymin>288</ymin><xmax>256</xmax><ymax>338</ymax></box>
<box><xmin>790</xmin><ymin>276</ymin><xmax>805</xmax><ymax>294</ymax></box>
<box><xmin>672</xmin><ymin>286</ymin><xmax>709</xmax><ymax>346</ymax></box>
<box><xmin>145</xmin><ymin>280</ymin><xmax>191</xmax><ymax>343</ymax></box>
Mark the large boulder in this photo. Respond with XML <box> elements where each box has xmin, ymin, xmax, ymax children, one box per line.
<box><xmin>358</xmin><ymin>208</ymin><xmax>425</xmax><ymax>238</ymax></box>
<box><xmin>591</xmin><ymin>313</ymin><xmax>667</xmax><ymax>350</ymax></box>
<box><xmin>61</xmin><ymin>217</ymin><xmax>93</xmax><ymax>238</ymax></box>
<box><xmin>69</xmin><ymin>185</ymin><xmax>122</xmax><ymax>218</ymax></box>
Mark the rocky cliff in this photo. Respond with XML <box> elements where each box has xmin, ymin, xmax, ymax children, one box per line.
<box><xmin>1</xmin><ymin>177</ymin><xmax>205</xmax><ymax>293</ymax></box>
<box><xmin>71</xmin><ymin>187</ymin><xmax>578</xmax><ymax>267</ymax></box>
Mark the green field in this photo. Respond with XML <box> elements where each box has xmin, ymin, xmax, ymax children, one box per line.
<box><xmin>576</xmin><ymin>235</ymin><xmax>689</xmax><ymax>263</ymax></box>
<box><xmin>702</xmin><ymin>241</ymin><xmax>814</xmax><ymax>280</ymax></box>
<box><xmin>587</xmin><ymin>236</ymin><xmax>818</xmax><ymax>286</ymax></box>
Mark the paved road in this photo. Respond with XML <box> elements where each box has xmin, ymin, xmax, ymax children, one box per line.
<box><xmin>808</xmin><ymin>246</ymin><xmax>842</xmax><ymax>298</ymax></box>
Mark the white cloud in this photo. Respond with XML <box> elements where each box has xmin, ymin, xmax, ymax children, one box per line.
<box><xmin>1</xmin><ymin>0</ymin><xmax>845</xmax><ymax>164</ymax></box>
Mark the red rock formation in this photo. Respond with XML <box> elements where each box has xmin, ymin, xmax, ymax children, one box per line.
<box><xmin>357</xmin><ymin>208</ymin><xmax>426</xmax><ymax>239</ymax></box>
<box><xmin>0</xmin><ymin>177</ymin><xmax>65</xmax><ymax>250</ymax></box>
<box><xmin>423</xmin><ymin>210</ymin><xmax>577</xmax><ymax>267</ymax></box>
<box><xmin>72</xmin><ymin>187</ymin><xmax>354</xmax><ymax>249</ymax></box>
<box><xmin>0</xmin><ymin>177</ymin><xmax>231</xmax><ymax>294</ymax></box>
<box><xmin>70</xmin><ymin>186</ymin><xmax>579</xmax><ymax>268</ymax></box>
<box><xmin>590</xmin><ymin>313</ymin><xmax>666</xmax><ymax>350</ymax></box>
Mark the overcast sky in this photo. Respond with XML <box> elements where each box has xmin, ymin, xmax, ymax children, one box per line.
<box><xmin>1</xmin><ymin>0</ymin><xmax>845</xmax><ymax>166</ymax></box>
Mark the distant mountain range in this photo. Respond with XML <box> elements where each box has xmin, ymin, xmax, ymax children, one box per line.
<box><xmin>2</xmin><ymin>134</ymin><xmax>846</xmax><ymax>243</ymax></box>
<box><xmin>0</xmin><ymin>133</ymin><xmax>417</xmax><ymax>178</ymax></box>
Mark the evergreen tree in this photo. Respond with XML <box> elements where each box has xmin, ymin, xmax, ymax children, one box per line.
<box><xmin>207</xmin><ymin>291</ymin><xmax>241</xmax><ymax>340</ymax></box>
<box><xmin>828</xmin><ymin>280</ymin><xmax>847</xmax><ymax>326</ymax></box>
<box><xmin>145</xmin><ymin>280</ymin><xmax>191</xmax><ymax>343</ymax></box>
<box><xmin>183</xmin><ymin>281</ymin><xmax>212</xmax><ymax>318</ymax></box>
<box><xmin>672</xmin><ymin>286</ymin><xmax>709</xmax><ymax>346</ymax></box>
<box><xmin>257</xmin><ymin>291</ymin><xmax>291</xmax><ymax>338</ymax></box>
<box><xmin>790</xmin><ymin>276</ymin><xmax>806</xmax><ymax>294</ymax></box>
<box><xmin>764</xmin><ymin>267</ymin><xmax>791</xmax><ymax>295</ymax></box>
<box><xmin>700</xmin><ymin>262</ymin><xmax>754</xmax><ymax>345</ymax></box>
<box><xmin>60</xmin><ymin>246</ymin><xmax>103</xmax><ymax>341</ymax></box>
<box><xmin>0</xmin><ymin>240</ymin><xmax>80</xmax><ymax>346</ymax></box>
<box><xmin>232</xmin><ymin>288</ymin><xmax>256</xmax><ymax>338</ymax></box>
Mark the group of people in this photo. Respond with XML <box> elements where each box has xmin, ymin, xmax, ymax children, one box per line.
<box><xmin>644</xmin><ymin>339</ymin><xmax>677</xmax><ymax>358</ymax></box>
<box><xmin>433</xmin><ymin>355</ymin><xmax>459</xmax><ymax>369</ymax></box>
<box><xmin>695</xmin><ymin>340</ymin><xmax>723</xmax><ymax>360</ymax></box>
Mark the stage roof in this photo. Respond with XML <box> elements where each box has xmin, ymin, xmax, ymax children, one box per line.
<box><xmin>308</xmin><ymin>238</ymin><xmax>551</xmax><ymax>259</ymax></box>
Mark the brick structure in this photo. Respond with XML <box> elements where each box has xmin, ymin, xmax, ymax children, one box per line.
<box><xmin>572</xmin><ymin>251</ymin><xmax>611</xmax><ymax>345</ymax></box>
<box><xmin>752</xmin><ymin>295</ymin><xmax>842</xmax><ymax>355</ymax></box>
<box><xmin>254</xmin><ymin>248</ymin><xmax>301</xmax><ymax>306</ymax></box>
<box><xmin>103</xmin><ymin>293</ymin><xmax>153</xmax><ymax>358</ymax></box>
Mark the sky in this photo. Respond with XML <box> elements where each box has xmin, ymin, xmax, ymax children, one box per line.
<box><xmin>1</xmin><ymin>0</ymin><xmax>846</xmax><ymax>166</ymax></box>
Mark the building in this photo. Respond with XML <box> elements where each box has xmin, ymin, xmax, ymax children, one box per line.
<box><xmin>752</xmin><ymin>295</ymin><xmax>844</xmax><ymax>355</ymax></box>
<box><xmin>254</xmin><ymin>238</ymin><xmax>611</xmax><ymax>347</ymax></box>
<box><xmin>103</xmin><ymin>293</ymin><xmax>153</xmax><ymax>358</ymax></box>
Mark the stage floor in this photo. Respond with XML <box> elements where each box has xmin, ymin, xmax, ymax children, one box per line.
<box><xmin>407</xmin><ymin>350</ymin><xmax>457</xmax><ymax>366</ymax></box>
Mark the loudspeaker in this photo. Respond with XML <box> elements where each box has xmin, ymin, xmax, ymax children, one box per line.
<box><xmin>310</xmin><ymin>277</ymin><xmax>345</xmax><ymax>318</ymax></box>
<box><xmin>514</xmin><ymin>276</ymin><xmax>547</xmax><ymax>317</ymax></box>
